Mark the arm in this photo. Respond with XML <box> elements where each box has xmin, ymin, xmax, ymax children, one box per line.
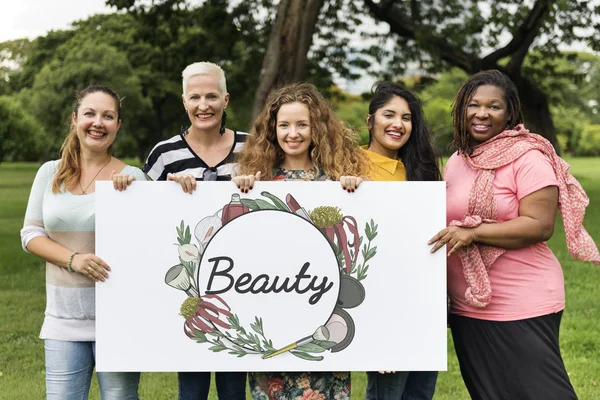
<box><xmin>429</xmin><ymin>186</ymin><xmax>558</xmax><ymax>255</ymax></box>
<box><xmin>471</xmin><ymin>186</ymin><xmax>558</xmax><ymax>248</ymax></box>
<box><xmin>26</xmin><ymin>237</ymin><xmax>109</xmax><ymax>281</ymax></box>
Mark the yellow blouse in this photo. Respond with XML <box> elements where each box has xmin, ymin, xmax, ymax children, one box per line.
<box><xmin>362</xmin><ymin>146</ymin><xmax>407</xmax><ymax>182</ymax></box>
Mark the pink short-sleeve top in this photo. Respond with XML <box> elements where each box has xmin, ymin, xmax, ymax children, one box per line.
<box><xmin>445</xmin><ymin>149</ymin><xmax>564</xmax><ymax>321</ymax></box>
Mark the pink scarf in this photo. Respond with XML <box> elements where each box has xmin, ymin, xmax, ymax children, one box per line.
<box><xmin>452</xmin><ymin>124</ymin><xmax>599</xmax><ymax>308</ymax></box>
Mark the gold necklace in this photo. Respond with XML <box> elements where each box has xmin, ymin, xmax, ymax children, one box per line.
<box><xmin>79</xmin><ymin>157</ymin><xmax>112</xmax><ymax>194</ymax></box>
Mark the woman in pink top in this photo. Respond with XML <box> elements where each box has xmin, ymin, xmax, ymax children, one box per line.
<box><xmin>429</xmin><ymin>70</ymin><xmax>599</xmax><ymax>400</ymax></box>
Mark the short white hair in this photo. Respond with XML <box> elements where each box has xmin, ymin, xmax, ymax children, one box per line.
<box><xmin>182</xmin><ymin>62</ymin><xmax>227</xmax><ymax>95</ymax></box>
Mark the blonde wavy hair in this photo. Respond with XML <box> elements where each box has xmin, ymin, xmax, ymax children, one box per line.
<box><xmin>52</xmin><ymin>85</ymin><xmax>121</xmax><ymax>193</ymax></box>
<box><xmin>238</xmin><ymin>83</ymin><xmax>369</xmax><ymax>180</ymax></box>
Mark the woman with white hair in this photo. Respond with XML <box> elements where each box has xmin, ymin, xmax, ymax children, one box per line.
<box><xmin>140</xmin><ymin>61</ymin><xmax>248</xmax><ymax>400</ymax></box>
<box><xmin>137</xmin><ymin>61</ymin><xmax>249</xmax><ymax>192</ymax></box>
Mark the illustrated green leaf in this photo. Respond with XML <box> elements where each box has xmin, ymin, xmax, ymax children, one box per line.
<box><xmin>312</xmin><ymin>340</ymin><xmax>337</xmax><ymax>349</ymax></box>
<box><xmin>261</xmin><ymin>191</ymin><xmax>290</xmax><ymax>211</ymax></box>
<box><xmin>366</xmin><ymin>246</ymin><xmax>377</xmax><ymax>260</ymax></box>
<box><xmin>296</xmin><ymin>342</ymin><xmax>327</xmax><ymax>353</ymax></box>
<box><xmin>209</xmin><ymin>344</ymin><xmax>227</xmax><ymax>352</ymax></box>
<box><xmin>254</xmin><ymin>199</ymin><xmax>278</xmax><ymax>210</ymax></box>
<box><xmin>290</xmin><ymin>351</ymin><xmax>324</xmax><ymax>361</ymax></box>
<box><xmin>241</xmin><ymin>199</ymin><xmax>260</xmax><ymax>210</ymax></box>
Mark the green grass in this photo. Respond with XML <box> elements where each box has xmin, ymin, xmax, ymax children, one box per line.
<box><xmin>1</xmin><ymin>158</ymin><xmax>599</xmax><ymax>399</ymax></box>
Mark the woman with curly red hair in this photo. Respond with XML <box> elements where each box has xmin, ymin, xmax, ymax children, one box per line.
<box><xmin>234</xmin><ymin>82</ymin><xmax>368</xmax><ymax>399</ymax></box>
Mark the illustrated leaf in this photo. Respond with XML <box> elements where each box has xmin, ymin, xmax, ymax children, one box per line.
<box><xmin>209</xmin><ymin>344</ymin><xmax>227</xmax><ymax>352</ymax></box>
<box><xmin>193</xmin><ymin>329</ymin><xmax>207</xmax><ymax>343</ymax></box>
<box><xmin>241</xmin><ymin>199</ymin><xmax>260</xmax><ymax>210</ymax></box>
<box><xmin>366</xmin><ymin>246</ymin><xmax>377</xmax><ymax>260</ymax></box>
<box><xmin>261</xmin><ymin>191</ymin><xmax>290</xmax><ymax>211</ymax></box>
<box><xmin>365</xmin><ymin>222</ymin><xmax>372</xmax><ymax>238</ymax></box>
<box><xmin>177</xmin><ymin>238</ymin><xmax>184</xmax><ymax>246</ymax></box>
<box><xmin>296</xmin><ymin>342</ymin><xmax>327</xmax><ymax>353</ymax></box>
<box><xmin>312</xmin><ymin>340</ymin><xmax>337</xmax><ymax>349</ymax></box>
<box><xmin>254</xmin><ymin>199</ymin><xmax>278</xmax><ymax>210</ymax></box>
<box><xmin>290</xmin><ymin>351</ymin><xmax>324</xmax><ymax>361</ymax></box>
<box><xmin>184</xmin><ymin>225</ymin><xmax>191</xmax><ymax>244</ymax></box>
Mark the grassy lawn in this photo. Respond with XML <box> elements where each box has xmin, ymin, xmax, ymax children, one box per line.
<box><xmin>1</xmin><ymin>158</ymin><xmax>598</xmax><ymax>399</ymax></box>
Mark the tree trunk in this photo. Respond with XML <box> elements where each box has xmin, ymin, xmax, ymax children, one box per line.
<box><xmin>251</xmin><ymin>0</ymin><xmax>325</xmax><ymax>122</ymax></box>
<box><xmin>508</xmin><ymin>73</ymin><xmax>560</xmax><ymax>152</ymax></box>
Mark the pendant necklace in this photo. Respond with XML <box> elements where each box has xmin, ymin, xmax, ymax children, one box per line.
<box><xmin>79</xmin><ymin>156</ymin><xmax>112</xmax><ymax>194</ymax></box>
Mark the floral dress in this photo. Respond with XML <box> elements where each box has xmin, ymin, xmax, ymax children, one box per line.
<box><xmin>248</xmin><ymin>166</ymin><xmax>350</xmax><ymax>400</ymax></box>
<box><xmin>271</xmin><ymin>166</ymin><xmax>328</xmax><ymax>181</ymax></box>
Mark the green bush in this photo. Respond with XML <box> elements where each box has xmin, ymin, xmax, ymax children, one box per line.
<box><xmin>0</xmin><ymin>96</ymin><xmax>47</xmax><ymax>162</ymax></box>
<box><xmin>576</xmin><ymin>124</ymin><xmax>600</xmax><ymax>156</ymax></box>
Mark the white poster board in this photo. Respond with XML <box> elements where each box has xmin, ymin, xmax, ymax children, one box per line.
<box><xmin>96</xmin><ymin>181</ymin><xmax>447</xmax><ymax>372</ymax></box>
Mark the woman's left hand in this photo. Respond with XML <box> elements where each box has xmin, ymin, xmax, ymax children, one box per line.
<box><xmin>111</xmin><ymin>171</ymin><xmax>136</xmax><ymax>191</ymax></box>
<box><xmin>339</xmin><ymin>176</ymin><xmax>363</xmax><ymax>192</ymax></box>
<box><xmin>428</xmin><ymin>226</ymin><xmax>476</xmax><ymax>256</ymax></box>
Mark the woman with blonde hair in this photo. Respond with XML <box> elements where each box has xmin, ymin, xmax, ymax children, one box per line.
<box><xmin>138</xmin><ymin>61</ymin><xmax>249</xmax><ymax>400</ymax></box>
<box><xmin>234</xmin><ymin>82</ymin><xmax>369</xmax><ymax>399</ymax></box>
<box><xmin>21</xmin><ymin>85</ymin><xmax>144</xmax><ymax>399</ymax></box>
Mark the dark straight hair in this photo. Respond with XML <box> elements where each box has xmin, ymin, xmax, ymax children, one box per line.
<box><xmin>368</xmin><ymin>82</ymin><xmax>442</xmax><ymax>181</ymax></box>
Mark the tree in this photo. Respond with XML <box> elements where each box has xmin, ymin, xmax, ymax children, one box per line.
<box><xmin>0</xmin><ymin>96</ymin><xmax>46</xmax><ymax>163</ymax></box>
<box><xmin>357</xmin><ymin>0</ymin><xmax>600</xmax><ymax>151</ymax></box>
<box><xmin>251</xmin><ymin>0</ymin><xmax>325</xmax><ymax>120</ymax></box>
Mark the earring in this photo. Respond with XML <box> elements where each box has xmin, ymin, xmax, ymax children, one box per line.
<box><xmin>220</xmin><ymin>110</ymin><xmax>227</xmax><ymax>135</ymax></box>
<box><xmin>180</xmin><ymin>112</ymin><xmax>189</xmax><ymax>135</ymax></box>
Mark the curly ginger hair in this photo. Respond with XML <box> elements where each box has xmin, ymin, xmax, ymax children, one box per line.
<box><xmin>238</xmin><ymin>83</ymin><xmax>369</xmax><ymax>180</ymax></box>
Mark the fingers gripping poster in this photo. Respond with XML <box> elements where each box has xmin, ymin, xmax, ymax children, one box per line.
<box><xmin>95</xmin><ymin>181</ymin><xmax>447</xmax><ymax>372</ymax></box>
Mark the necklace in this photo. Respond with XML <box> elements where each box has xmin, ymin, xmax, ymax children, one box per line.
<box><xmin>79</xmin><ymin>156</ymin><xmax>112</xmax><ymax>194</ymax></box>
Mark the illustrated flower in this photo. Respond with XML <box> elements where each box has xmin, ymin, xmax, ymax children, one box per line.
<box><xmin>178</xmin><ymin>244</ymin><xmax>200</xmax><ymax>263</ymax></box>
<box><xmin>310</xmin><ymin>206</ymin><xmax>359</xmax><ymax>273</ymax></box>
<box><xmin>296</xmin><ymin>388</ymin><xmax>325</xmax><ymax>400</ymax></box>
<box><xmin>195</xmin><ymin>212</ymin><xmax>222</xmax><ymax>247</ymax></box>
<box><xmin>181</xmin><ymin>294</ymin><xmax>232</xmax><ymax>337</ymax></box>
<box><xmin>268</xmin><ymin>377</ymin><xmax>284</xmax><ymax>398</ymax></box>
<box><xmin>295</xmin><ymin>374</ymin><xmax>311</xmax><ymax>388</ymax></box>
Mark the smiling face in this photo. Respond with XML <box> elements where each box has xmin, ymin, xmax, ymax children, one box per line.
<box><xmin>368</xmin><ymin>95</ymin><xmax>412</xmax><ymax>159</ymax></box>
<box><xmin>466</xmin><ymin>84</ymin><xmax>511</xmax><ymax>144</ymax></box>
<box><xmin>276</xmin><ymin>102</ymin><xmax>312</xmax><ymax>168</ymax></box>
<box><xmin>182</xmin><ymin>74</ymin><xmax>230</xmax><ymax>134</ymax></box>
<box><xmin>72</xmin><ymin>91</ymin><xmax>121</xmax><ymax>153</ymax></box>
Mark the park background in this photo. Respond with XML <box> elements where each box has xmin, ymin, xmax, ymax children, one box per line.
<box><xmin>1</xmin><ymin>0</ymin><xmax>599</xmax><ymax>398</ymax></box>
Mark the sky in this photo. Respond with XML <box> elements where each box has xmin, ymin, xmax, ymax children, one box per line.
<box><xmin>1</xmin><ymin>1</ymin><xmax>593</xmax><ymax>94</ymax></box>
<box><xmin>0</xmin><ymin>0</ymin><xmax>112</xmax><ymax>42</ymax></box>
<box><xmin>0</xmin><ymin>0</ymin><xmax>377</xmax><ymax>93</ymax></box>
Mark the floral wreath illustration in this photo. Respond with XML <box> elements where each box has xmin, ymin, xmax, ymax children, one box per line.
<box><xmin>165</xmin><ymin>191</ymin><xmax>378</xmax><ymax>361</ymax></box>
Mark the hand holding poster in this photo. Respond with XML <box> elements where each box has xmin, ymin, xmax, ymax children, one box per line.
<box><xmin>96</xmin><ymin>181</ymin><xmax>446</xmax><ymax>372</ymax></box>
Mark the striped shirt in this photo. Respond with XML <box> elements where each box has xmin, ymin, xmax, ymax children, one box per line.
<box><xmin>143</xmin><ymin>131</ymin><xmax>248</xmax><ymax>181</ymax></box>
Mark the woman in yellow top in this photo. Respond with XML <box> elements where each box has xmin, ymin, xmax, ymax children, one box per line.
<box><xmin>362</xmin><ymin>82</ymin><xmax>442</xmax><ymax>400</ymax></box>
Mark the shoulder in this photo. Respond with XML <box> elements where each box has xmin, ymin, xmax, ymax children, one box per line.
<box><xmin>147</xmin><ymin>134</ymin><xmax>186</xmax><ymax>158</ymax></box>
<box><xmin>122</xmin><ymin>165</ymin><xmax>147</xmax><ymax>181</ymax></box>
<box><xmin>233</xmin><ymin>130</ymin><xmax>249</xmax><ymax>152</ymax></box>
<box><xmin>37</xmin><ymin>160</ymin><xmax>60</xmax><ymax>178</ymax></box>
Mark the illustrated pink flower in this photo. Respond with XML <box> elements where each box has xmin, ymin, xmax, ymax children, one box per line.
<box><xmin>268</xmin><ymin>377</ymin><xmax>284</xmax><ymax>398</ymax></box>
<box><xmin>181</xmin><ymin>294</ymin><xmax>232</xmax><ymax>337</ymax></box>
<box><xmin>296</xmin><ymin>388</ymin><xmax>325</xmax><ymax>400</ymax></box>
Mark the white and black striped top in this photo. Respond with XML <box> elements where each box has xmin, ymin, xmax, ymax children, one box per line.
<box><xmin>143</xmin><ymin>131</ymin><xmax>249</xmax><ymax>181</ymax></box>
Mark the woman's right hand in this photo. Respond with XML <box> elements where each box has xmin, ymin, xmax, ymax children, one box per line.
<box><xmin>339</xmin><ymin>176</ymin><xmax>363</xmax><ymax>192</ymax></box>
<box><xmin>232</xmin><ymin>171</ymin><xmax>261</xmax><ymax>193</ymax></box>
<box><xmin>71</xmin><ymin>253</ymin><xmax>111</xmax><ymax>282</ymax></box>
<box><xmin>111</xmin><ymin>171</ymin><xmax>136</xmax><ymax>191</ymax></box>
<box><xmin>167</xmin><ymin>173</ymin><xmax>197</xmax><ymax>194</ymax></box>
